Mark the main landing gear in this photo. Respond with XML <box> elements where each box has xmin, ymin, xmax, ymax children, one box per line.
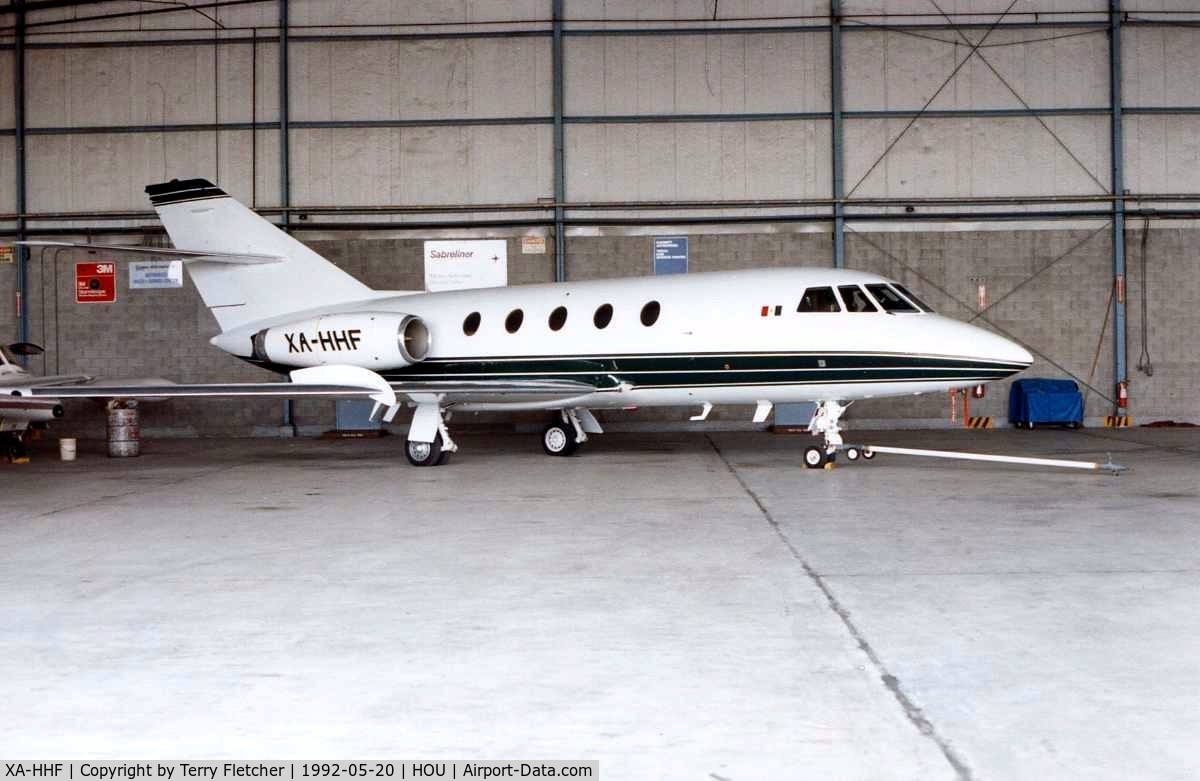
<box><xmin>404</xmin><ymin>403</ymin><xmax>457</xmax><ymax>467</ymax></box>
<box><xmin>405</xmin><ymin>432</ymin><xmax>452</xmax><ymax>467</ymax></box>
<box><xmin>2</xmin><ymin>431</ymin><xmax>30</xmax><ymax>464</ymax></box>
<box><xmin>542</xmin><ymin>409</ymin><xmax>592</xmax><ymax>457</ymax></box>
<box><xmin>803</xmin><ymin>400</ymin><xmax>851</xmax><ymax>470</ymax></box>
<box><xmin>403</xmin><ymin>405</ymin><xmax>600</xmax><ymax>466</ymax></box>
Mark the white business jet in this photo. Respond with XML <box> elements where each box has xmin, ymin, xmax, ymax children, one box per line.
<box><xmin>14</xmin><ymin>179</ymin><xmax>1032</xmax><ymax>468</ymax></box>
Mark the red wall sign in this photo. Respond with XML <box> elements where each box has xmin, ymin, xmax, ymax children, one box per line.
<box><xmin>76</xmin><ymin>262</ymin><xmax>117</xmax><ymax>304</ymax></box>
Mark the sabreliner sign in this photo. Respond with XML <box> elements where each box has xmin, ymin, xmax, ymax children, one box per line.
<box><xmin>423</xmin><ymin>239</ymin><xmax>508</xmax><ymax>292</ymax></box>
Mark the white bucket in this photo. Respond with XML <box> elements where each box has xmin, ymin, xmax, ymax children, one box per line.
<box><xmin>59</xmin><ymin>438</ymin><xmax>77</xmax><ymax>461</ymax></box>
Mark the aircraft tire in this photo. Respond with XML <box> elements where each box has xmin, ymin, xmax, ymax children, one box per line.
<box><xmin>405</xmin><ymin>433</ymin><xmax>444</xmax><ymax>467</ymax></box>
<box><xmin>542</xmin><ymin>422</ymin><xmax>578</xmax><ymax>457</ymax></box>
<box><xmin>803</xmin><ymin>445</ymin><xmax>825</xmax><ymax>469</ymax></box>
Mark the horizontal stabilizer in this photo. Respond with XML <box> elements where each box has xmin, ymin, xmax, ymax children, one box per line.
<box><xmin>14</xmin><ymin>240</ymin><xmax>283</xmax><ymax>265</ymax></box>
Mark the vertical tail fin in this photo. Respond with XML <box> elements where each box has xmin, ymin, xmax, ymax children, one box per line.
<box><xmin>146</xmin><ymin>179</ymin><xmax>371</xmax><ymax>331</ymax></box>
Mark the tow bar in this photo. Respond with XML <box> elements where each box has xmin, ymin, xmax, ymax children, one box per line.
<box><xmin>840</xmin><ymin>444</ymin><xmax>1127</xmax><ymax>475</ymax></box>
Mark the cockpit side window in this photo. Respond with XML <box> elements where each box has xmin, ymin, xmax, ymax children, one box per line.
<box><xmin>797</xmin><ymin>286</ymin><xmax>841</xmax><ymax>313</ymax></box>
<box><xmin>866</xmin><ymin>283</ymin><xmax>919</xmax><ymax>312</ymax></box>
<box><xmin>838</xmin><ymin>285</ymin><xmax>878</xmax><ymax>313</ymax></box>
<box><xmin>892</xmin><ymin>283</ymin><xmax>934</xmax><ymax>313</ymax></box>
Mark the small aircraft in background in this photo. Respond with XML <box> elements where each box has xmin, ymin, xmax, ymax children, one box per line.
<box><xmin>11</xmin><ymin>178</ymin><xmax>1033</xmax><ymax>468</ymax></box>
<box><xmin>0</xmin><ymin>343</ymin><xmax>77</xmax><ymax>462</ymax></box>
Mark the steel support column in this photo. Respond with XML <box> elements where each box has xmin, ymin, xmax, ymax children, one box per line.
<box><xmin>278</xmin><ymin>0</ymin><xmax>290</xmax><ymax>229</ymax></box>
<box><xmin>830</xmin><ymin>0</ymin><xmax>845</xmax><ymax>268</ymax></box>
<box><xmin>1109</xmin><ymin>0</ymin><xmax>1127</xmax><ymax>413</ymax></box>
<box><xmin>14</xmin><ymin>4</ymin><xmax>28</xmax><ymax>352</ymax></box>
<box><xmin>551</xmin><ymin>0</ymin><xmax>566</xmax><ymax>281</ymax></box>
<box><xmin>279</xmin><ymin>0</ymin><xmax>292</xmax><ymax>430</ymax></box>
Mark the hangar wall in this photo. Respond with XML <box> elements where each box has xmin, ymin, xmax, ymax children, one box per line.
<box><xmin>2</xmin><ymin>1</ymin><xmax>1199</xmax><ymax>436</ymax></box>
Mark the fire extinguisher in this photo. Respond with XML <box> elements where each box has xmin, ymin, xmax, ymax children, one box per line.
<box><xmin>1117</xmin><ymin>380</ymin><xmax>1128</xmax><ymax>408</ymax></box>
<box><xmin>972</xmin><ymin>384</ymin><xmax>986</xmax><ymax>399</ymax></box>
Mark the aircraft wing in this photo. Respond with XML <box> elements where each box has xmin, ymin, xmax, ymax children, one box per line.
<box><xmin>30</xmin><ymin>382</ymin><xmax>381</xmax><ymax>400</ymax></box>
<box><xmin>15</xmin><ymin>240</ymin><xmax>283</xmax><ymax>265</ymax></box>
<box><xmin>29</xmin><ymin>378</ymin><xmax>602</xmax><ymax>402</ymax></box>
<box><xmin>396</xmin><ymin>379</ymin><xmax>600</xmax><ymax>395</ymax></box>
<box><xmin>20</xmin><ymin>368</ymin><xmax>610</xmax><ymax>411</ymax></box>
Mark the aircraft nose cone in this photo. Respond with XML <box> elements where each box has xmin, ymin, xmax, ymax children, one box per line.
<box><xmin>930</xmin><ymin>315</ymin><xmax>1032</xmax><ymax>373</ymax></box>
<box><xmin>977</xmin><ymin>327</ymin><xmax>1033</xmax><ymax>371</ymax></box>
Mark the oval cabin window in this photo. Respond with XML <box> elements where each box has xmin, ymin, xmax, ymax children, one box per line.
<box><xmin>593</xmin><ymin>303</ymin><xmax>614</xmax><ymax>329</ymax></box>
<box><xmin>463</xmin><ymin>311</ymin><xmax>481</xmax><ymax>336</ymax></box>
<box><xmin>640</xmin><ymin>300</ymin><xmax>661</xmax><ymax>327</ymax></box>
<box><xmin>505</xmin><ymin>309</ymin><xmax>524</xmax><ymax>333</ymax></box>
<box><xmin>549</xmin><ymin>306</ymin><xmax>568</xmax><ymax>331</ymax></box>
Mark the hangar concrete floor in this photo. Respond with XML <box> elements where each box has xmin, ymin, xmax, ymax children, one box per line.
<box><xmin>2</xmin><ymin>428</ymin><xmax>1197</xmax><ymax>779</ymax></box>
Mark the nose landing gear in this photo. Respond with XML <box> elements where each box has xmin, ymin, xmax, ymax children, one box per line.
<box><xmin>803</xmin><ymin>400</ymin><xmax>850</xmax><ymax>470</ymax></box>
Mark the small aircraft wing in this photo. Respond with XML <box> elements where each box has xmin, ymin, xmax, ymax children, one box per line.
<box><xmin>15</xmin><ymin>240</ymin><xmax>283</xmax><ymax>265</ymax></box>
<box><xmin>1</xmin><ymin>373</ymin><xmax>93</xmax><ymax>388</ymax></box>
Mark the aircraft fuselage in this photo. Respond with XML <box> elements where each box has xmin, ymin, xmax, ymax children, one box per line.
<box><xmin>214</xmin><ymin>267</ymin><xmax>1033</xmax><ymax>411</ymax></box>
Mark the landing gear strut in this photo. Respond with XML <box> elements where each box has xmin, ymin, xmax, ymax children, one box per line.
<box><xmin>804</xmin><ymin>400</ymin><xmax>850</xmax><ymax>470</ymax></box>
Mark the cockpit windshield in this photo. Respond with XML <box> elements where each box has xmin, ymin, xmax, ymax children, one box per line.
<box><xmin>797</xmin><ymin>287</ymin><xmax>841</xmax><ymax>313</ymax></box>
<box><xmin>892</xmin><ymin>283</ymin><xmax>934</xmax><ymax>313</ymax></box>
<box><xmin>838</xmin><ymin>285</ymin><xmax>878</xmax><ymax>313</ymax></box>
<box><xmin>866</xmin><ymin>284</ymin><xmax>919</xmax><ymax>313</ymax></box>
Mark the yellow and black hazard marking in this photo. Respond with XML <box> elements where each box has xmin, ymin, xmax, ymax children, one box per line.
<box><xmin>965</xmin><ymin>416</ymin><xmax>994</xmax><ymax>429</ymax></box>
<box><xmin>1104</xmin><ymin>415</ymin><xmax>1132</xmax><ymax>428</ymax></box>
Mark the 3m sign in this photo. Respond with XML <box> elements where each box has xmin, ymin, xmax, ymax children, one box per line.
<box><xmin>76</xmin><ymin>262</ymin><xmax>117</xmax><ymax>303</ymax></box>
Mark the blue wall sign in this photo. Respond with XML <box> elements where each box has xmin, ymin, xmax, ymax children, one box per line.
<box><xmin>653</xmin><ymin>236</ymin><xmax>688</xmax><ymax>275</ymax></box>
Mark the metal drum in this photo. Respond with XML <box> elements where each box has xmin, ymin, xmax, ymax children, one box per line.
<box><xmin>107</xmin><ymin>403</ymin><xmax>140</xmax><ymax>458</ymax></box>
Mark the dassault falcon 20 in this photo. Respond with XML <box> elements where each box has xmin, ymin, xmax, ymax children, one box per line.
<box><xmin>13</xmin><ymin>178</ymin><xmax>1032</xmax><ymax>467</ymax></box>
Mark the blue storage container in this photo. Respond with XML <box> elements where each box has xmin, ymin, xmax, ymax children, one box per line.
<box><xmin>1008</xmin><ymin>378</ymin><xmax>1084</xmax><ymax>428</ymax></box>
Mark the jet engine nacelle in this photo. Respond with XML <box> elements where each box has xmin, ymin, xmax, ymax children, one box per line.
<box><xmin>253</xmin><ymin>312</ymin><xmax>430</xmax><ymax>370</ymax></box>
<box><xmin>2</xmin><ymin>393</ymin><xmax>65</xmax><ymax>422</ymax></box>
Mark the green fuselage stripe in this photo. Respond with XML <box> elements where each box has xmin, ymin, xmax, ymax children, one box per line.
<box><xmin>380</xmin><ymin>353</ymin><xmax>1025</xmax><ymax>389</ymax></box>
